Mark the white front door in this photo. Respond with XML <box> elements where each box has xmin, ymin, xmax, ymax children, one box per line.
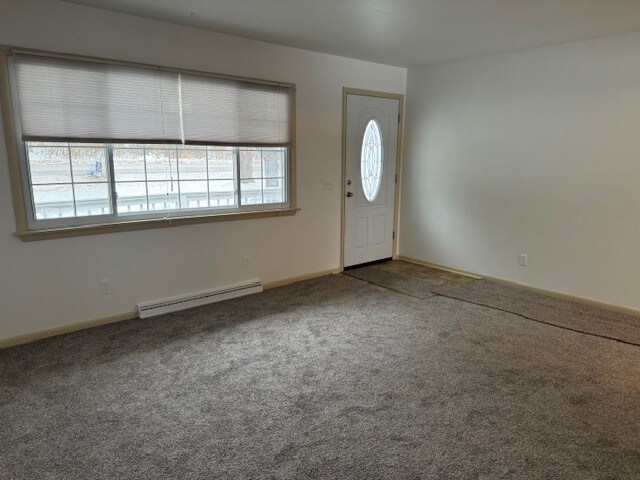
<box><xmin>344</xmin><ymin>93</ymin><xmax>399</xmax><ymax>268</ymax></box>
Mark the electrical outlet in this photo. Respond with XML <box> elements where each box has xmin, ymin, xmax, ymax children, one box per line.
<box><xmin>321</xmin><ymin>179</ymin><xmax>334</xmax><ymax>190</ymax></box>
<box><xmin>518</xmin><ymin>254</ymin><xmax>528</xmax><ymax>267</ymax></box>
<box><xmin>243</xmin><ymin>256</ymin><xmax>251</xmax><ymax>268</ymax></box>
<box><xmin>100</xmin><ymin>279</ymin><xmax>112</xmax><ymax>295</ymax></box>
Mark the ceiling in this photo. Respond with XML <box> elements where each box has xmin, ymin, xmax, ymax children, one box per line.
<box><xmin>63</xmin><ymin>0</ymin><xmax>640</xmax><ymax>67</ymax></box>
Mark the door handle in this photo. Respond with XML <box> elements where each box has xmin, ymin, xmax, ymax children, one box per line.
<box><xmin>346</xmin><ymin>192</ymin><xmax>353</xmax><ymax>197</ymax></box>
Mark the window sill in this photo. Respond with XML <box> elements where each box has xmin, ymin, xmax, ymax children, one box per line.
<box><xmin>14</xmin><ymin>207</ymin><xmax>300</xmax><ymax>242</ymax></box>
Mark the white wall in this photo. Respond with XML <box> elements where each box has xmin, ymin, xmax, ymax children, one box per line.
<box><xmin>401</xmin><ymin>31</ymin><xmax>640</xmax><ymax>310</ymax></box>
<box><xmin>0</xmin><ymin>0</ymin><xmax>406</xmax><ymax>340</ymax></box>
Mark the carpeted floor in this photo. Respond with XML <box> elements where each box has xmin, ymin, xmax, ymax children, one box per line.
<box><xmin>344</xmin><ymin>265</ymin><xmax>437</xmax><ymax>298</ymax></box>
<box><xmin>432</xmin><ymin>278</ymin><xmax>640</xmax><ymax>346</ymax></box>
<box><xmin>345</xmin><ymin>263</ymin><xmax>640</xmax><ymax>346</ymax></box>
<box><xmin>1</xmin><ymin>273</ymin><xmax>640</xmax><ymax>479</ymax></box>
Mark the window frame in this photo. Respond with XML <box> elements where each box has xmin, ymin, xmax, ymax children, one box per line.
<box><xmin>0</xmin><ymin>45</ymin><xmax>298</xmax><ymax>241</ymax></box>
<box><xmin>19</xmin><ymin>142</ymin><xmax>290</xmax><ymax>231</ymax></box>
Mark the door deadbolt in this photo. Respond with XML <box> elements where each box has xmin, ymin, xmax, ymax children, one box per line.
<box><xmin>346</xmin><ymin>179</ymin><xmax>352</xmax><ymax>185</ymax></box>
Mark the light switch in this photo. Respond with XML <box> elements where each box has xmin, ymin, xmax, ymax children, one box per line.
<box><xmin>321</xmin><ymin>179</ymin><xmax>334</xmax><ymax>190</ymax></box>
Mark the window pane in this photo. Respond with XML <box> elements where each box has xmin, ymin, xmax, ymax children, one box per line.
<box><xmin>24</xmin><ymin>141</ymin><xmax>287</xmax><ymax>226</ymax></box>
<box><xmin>113</xmin><ymin>147</ymin><xmax>146</xmax><ymax>181</ymax></box>
<box><xmin>177</xmin><ymin>148</ymin><xmax>207</xmax><ymax>180</ymax></box>
<box><xmin>27</xmin><ymin>146</ymin><xmax>71</xmax><ymax>184</ymax></box>
<box><xmin>360</xmin><ymin>119</ymin><xmax>383</xmax><ymax>202</ymax></box>
<box><xmin>70</xmin><ymin>146</ymin><xmax>108</xmax><ymax>183</ymax></box>
<box><xmin>240</xmin><ymin>178</ymin><xmax>262</xmax><ymax>205</ymax></box>
<box><xmin>209</xmin><ymin>180</ymin><xmax>236</xmax><ymax>207</ymax></box>
<box><xmin>147</xmin><ymin>181</ymin><xmax>179</xmax><ymax>210</ymax></box>
<box><xmin>74</xmin><ymin>183</ymin><xmax>111</xmax><ymax>217</ymax></box>
<box><xmin>263</xmin><ymin>178</ymin><xmax>285</xmax><ymax>204</ymax></box>
<box><xmin>263</xmin><ymin>149</ymin><xmax>285</xmax><ymax>178</ymax></box>
<box><xmin>32</xmin><ymin>184</ymin><xmax>75</xmax><ymax>219</ymax></box>
<box><xmin>146</xmin><ymin>148</ymin><xmax>177</xmax><ymax>181</ymax></box>
<box><xmin>115</xmin><ymin>182</ymin><xmax>148</xmax><ymax>213</ymax></box>
<box><xmin>179</xmin><ymin>181</ymin><xmax>208</xmax><ymax>209</ymax></box>
<box><xmin>208</xmin><ymin>147</ymin><xmax>235</xmax><ymax>179</ymax></box>
<box><xmin>239</xmin><ymin>150</ymin><xmax>261</xmax><ymax>179</ymax></box>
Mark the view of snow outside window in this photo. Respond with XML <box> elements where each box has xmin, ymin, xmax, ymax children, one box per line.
<box><xmin>26</xmin><ymin>143</ymin><xmax>287</xmax><ymax>220</ymax></box>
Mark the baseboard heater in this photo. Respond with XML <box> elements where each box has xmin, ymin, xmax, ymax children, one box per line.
<box><xmin>137</xmin><ymin>279</ymin><xmax>263</xmax><ymax>319</ymax></box>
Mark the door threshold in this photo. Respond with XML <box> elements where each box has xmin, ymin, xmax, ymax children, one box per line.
<box><xmin>343</xmin><ymin>257</ymin><xmax>393</xmax><ymax>271</ymax></box>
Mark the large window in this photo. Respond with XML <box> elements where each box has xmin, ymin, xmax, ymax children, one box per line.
<box><xmin>25</xmin><ymin>142</ymin><xmax>287</xmax><ymax>225</ymax></box>
<box><xmin>2</xmin><ymin>49</ymin><xmax>296</xmax><ymax>237</ymax></box>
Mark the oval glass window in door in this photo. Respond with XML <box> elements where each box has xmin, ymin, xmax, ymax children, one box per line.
<box><xmin>360</xmin><ymin>119</ymin><xmax>383</xmax><ymax>202</ymax></box>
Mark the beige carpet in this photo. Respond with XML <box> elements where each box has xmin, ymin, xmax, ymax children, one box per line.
<box><xmin>347</xmin><ymin>263</ymin><xmax>640</xmax><ymax>346</ymax></box>
<box><xmin>1</xmin><ymin>274</ymin><xmax>639</xmax><ymax>479</ymax></box>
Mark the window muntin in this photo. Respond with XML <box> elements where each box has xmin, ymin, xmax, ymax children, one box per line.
<box><xmin>360</xmin><ymin>119</ymin><xmax>383</xmax><ymax>202</ymax></box>
<box><xmin>25</xmin><ymin>141</ymin><xmax>287</xmax><ymax>227</ymax></box>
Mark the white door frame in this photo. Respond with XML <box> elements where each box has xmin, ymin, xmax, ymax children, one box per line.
<box><xmin>341</xmin><ymin>87</ymin><xmax>405</xmax><ymax>270</ymax></box>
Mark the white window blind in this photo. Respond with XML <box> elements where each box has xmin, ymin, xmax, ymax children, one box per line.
<box><xmin>180</xmin><ymin>73</ymin><xmax>291</xmax><ymax>145</ymax></box>
<box><xmin>11</xmin><ymin>53</ymin><xmax>293</xmax><ymax>147</ymax></box>
<box><xmin>12</xmin><ymin>54</ymin><xmax>182</xmax><ymax>143</ymax></box>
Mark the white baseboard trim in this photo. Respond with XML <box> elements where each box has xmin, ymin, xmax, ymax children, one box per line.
<box><xmin>0</xmin><ymin>310</ymin><xmax>138</xmax><ymax>350</ymax></box>
<box><xmin>263</xmin><ymin>268</ymin><xmax>342</xmax><ymax>290</ymax></box>
<box><xmin>398</xmin><ymin>255</ymin><xmax>482</xmax><ymax>279</ymax></box>
<box><xmin>0</xmin><ymin>267</ymin><xmax>343</xmax><ymax>350</ymax></box>
<box><xmin>399</xmin><ymin>255</ymin><xmax>640</xmax><ymax>318</ymax></box>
